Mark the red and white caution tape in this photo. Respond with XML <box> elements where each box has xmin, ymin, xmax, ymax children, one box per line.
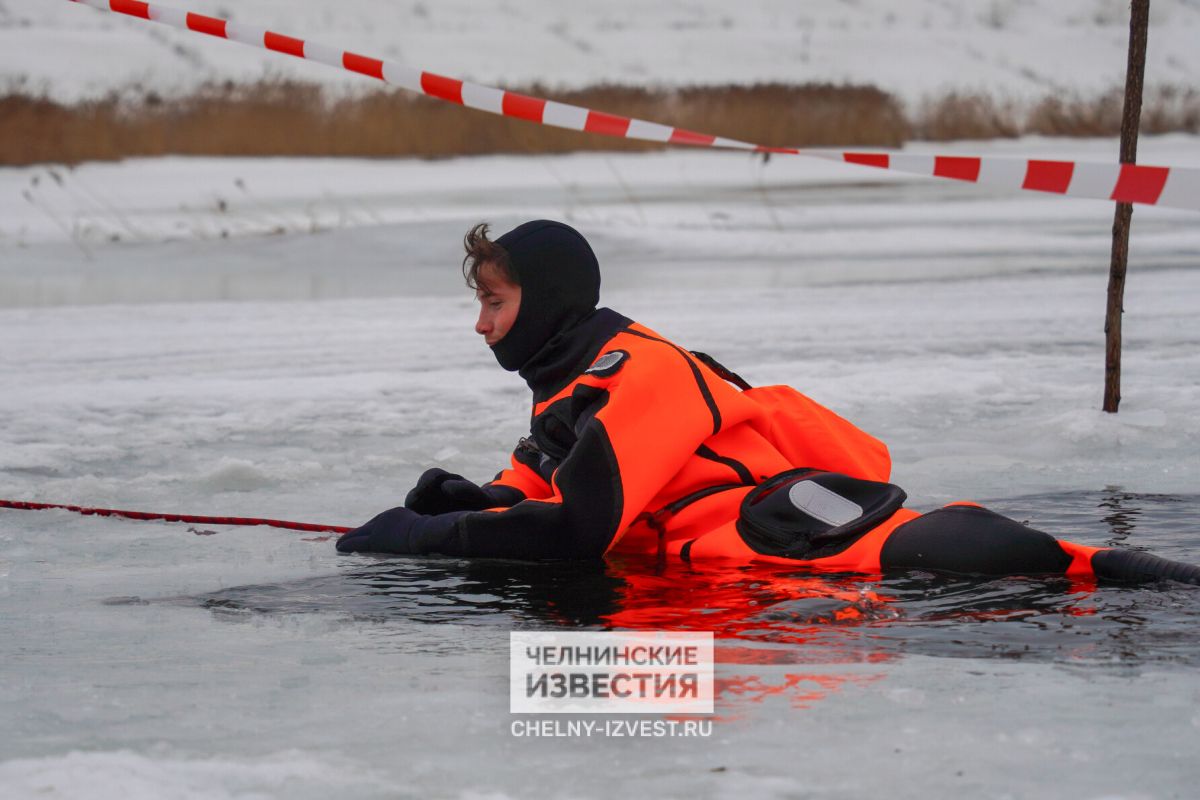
<box><xmin>66</xmin><ymin>0</ymin><xmax>1200</xmax><ymax>212</ymax></box>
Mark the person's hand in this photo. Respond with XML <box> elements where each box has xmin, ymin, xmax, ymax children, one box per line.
<box><xmin>405</xmin><ymin>468</ymin><xmax>495</xmax><ymax>514</ymax></box>
<box><xmin>335</xmin><ymin>506</ymin><xmax>461</xmax><ymax>554</ymax></box>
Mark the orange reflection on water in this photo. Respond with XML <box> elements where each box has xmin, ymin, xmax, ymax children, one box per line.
<box><xmin>601</xmin><ymin>557</ymin><xmax>899</xmax><ymax>714</ymax></box>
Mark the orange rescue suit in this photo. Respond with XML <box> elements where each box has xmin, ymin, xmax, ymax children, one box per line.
<box><xmin>459</xmin><ymin>320</ymin><xmax>1100</xmax><ymax>577</ymax></box>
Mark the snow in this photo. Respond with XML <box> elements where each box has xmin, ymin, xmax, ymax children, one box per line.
<box><xmin>4</xmin><ymin>0</ymin><xmax>1200</xmax><ymax>105</ymax></box>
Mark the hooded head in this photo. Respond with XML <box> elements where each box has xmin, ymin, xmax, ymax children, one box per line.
<box><xmin>467</xmin><ymin>220</ymin><xmax>601</xmax><ymax>371</ymax></box>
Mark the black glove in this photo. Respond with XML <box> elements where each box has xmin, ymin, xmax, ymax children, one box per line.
<box><xmin>335</xmin><ymin>506</ymin><xmax>465</xmax><ymax>555</ymax></box>
<box><xmin>405</xmin><ymin>468</ymin><xmax>499</xmax><ymax>514</ymax></box>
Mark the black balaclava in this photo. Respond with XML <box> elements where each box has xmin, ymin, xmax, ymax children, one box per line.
<box><xmin>490</xmin><ymin>220</ymin><xmax>601</xmax><ymax>372</ymax></box>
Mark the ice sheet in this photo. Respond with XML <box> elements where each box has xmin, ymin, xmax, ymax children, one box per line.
<box><xmin>2</xmin><ymin>144</ymin><xmax>1199</xmax><ymax>799</ymax></box>
<box><xmin>2</xmin><ymin>141</ymin><xmax>1199</xmax><ymax>506</ymax></box>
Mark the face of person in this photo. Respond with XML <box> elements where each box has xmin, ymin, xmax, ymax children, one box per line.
<box><xmin>474</xmin><ymin>261</ymin><xmax>522</xmax><ymax>347</ymax></box>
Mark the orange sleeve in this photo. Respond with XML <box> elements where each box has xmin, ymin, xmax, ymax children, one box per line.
<box><xmin>585</xmin><ymin>342</ymin><xmax>720</xmax><ymax>546</ymax></box>
<box><xmin>487</xmin><ymin>447</ymin><xmax>552</xmax><ymax>501</ymax></box>
<box><xmin>455</xmin><ymin>337</ymin><xmax>720</xmax><ymax>559</ymax></box>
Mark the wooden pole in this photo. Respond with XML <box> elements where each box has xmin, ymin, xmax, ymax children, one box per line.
<box><xmin>1104</xmin><ymin>0</ymin><xmax>1150</xmax><ymax>413</ymax></box>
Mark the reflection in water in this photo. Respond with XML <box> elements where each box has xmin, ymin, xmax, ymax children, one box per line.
<box><xmin>1094</xmin><ymin>488</ymin><xmax>1191</xmax><ymax>549</ymax></box>
<box><xmin>186</xmin><ymin>490</ymin><xmax>1200</xmax><ymax>709</ymax></box>
<box><xmin>1099</xmin><ymin>486</ymin><xmax>1144</xmax><ymax>546</ymax></box>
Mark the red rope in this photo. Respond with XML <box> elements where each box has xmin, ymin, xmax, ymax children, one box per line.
<box><xmin>0</xmin><ymin>499</ymin><xmax>351</xmax><ymax>534</ymax></box>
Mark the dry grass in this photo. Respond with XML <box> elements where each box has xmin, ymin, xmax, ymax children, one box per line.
<box><xmin>912</xmin><ymin>92</ymin><xmax>1022</xmax><ymax>140</ymax></box>
<box><xmin>1022</xmin><ymin>86</ymin><xmax>1200</xmax><ymax>137</ymax></box>
<box><xmin>917</xmin><ymin>85</ymin><xmax>1200</xmax><ymax>140</ymax></box>
<box><xmin>1</xmin><ymin>81</ymin><xmax>905</xmax><ymax>166</ymax></box>
<box><xmin>2</xmin><ymin>81</ymin><xmax>1197</xmax><ymax>166</ymax></box>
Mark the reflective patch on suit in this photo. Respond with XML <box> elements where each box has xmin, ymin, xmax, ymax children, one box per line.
<box><xmin>788</xmin><ymin>480</ymin><xmax>863</xmax><ymax>527</ymax></box>
<box><xmin>585</xmin><ymin>350</ymin><xmax>629</xmax><ymax>377</ymax></box>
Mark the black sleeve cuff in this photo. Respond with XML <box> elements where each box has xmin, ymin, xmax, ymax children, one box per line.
<box><xmin>483</xmin><ymin>484</ymin><xmax>527</xmax><ymax>508</ymax></box>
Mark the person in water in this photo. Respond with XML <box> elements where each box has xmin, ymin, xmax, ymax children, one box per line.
<box><xmin>336</xmin><ymin>220</ymin><xmax>1200</xmax><ymax>585</ymax></box>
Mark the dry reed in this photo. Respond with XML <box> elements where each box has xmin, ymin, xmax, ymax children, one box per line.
<box><xmin>0</xmin><ymin>81</ymin><xmax>905</xmax><ymax>166</ymax></box>
<box><xmin>2</xmin><ymin>81</ymin><xmax>1196</xmax><ymax>166</ymax></box>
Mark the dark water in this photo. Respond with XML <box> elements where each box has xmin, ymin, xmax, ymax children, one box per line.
<box><xmin>186</xmin><ymin>489</ymin><xmax>1200</xmax><ymax>667</ymax></box>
